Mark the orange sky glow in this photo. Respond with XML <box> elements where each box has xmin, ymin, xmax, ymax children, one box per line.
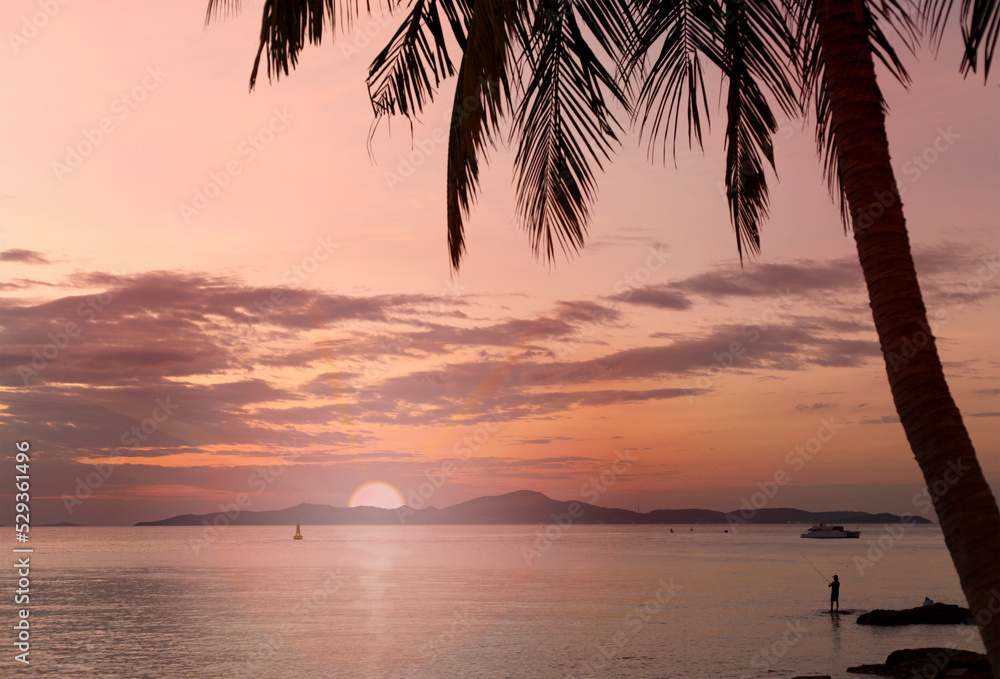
<box><xmin>1</xmin><ymin>0</ymin><xmax>997</xmax><ymax>525</ymax></box>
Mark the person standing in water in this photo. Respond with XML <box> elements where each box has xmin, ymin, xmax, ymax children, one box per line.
<box><xmin>829</xmin><ymin>574</ymin><xmax>840</xmax><ymax>611</ymax></box>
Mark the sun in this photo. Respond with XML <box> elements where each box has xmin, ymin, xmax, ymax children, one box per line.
<box><xmin>349</xmin><ymin>482</ymin><xmax>405</xmax><ymax>509</ymax></box>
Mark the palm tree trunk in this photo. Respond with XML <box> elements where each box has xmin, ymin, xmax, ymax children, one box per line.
<box><xmin>814</xmin><ymin>1</ymin><xmax>1000</xmax><ymax>673</ymax></box>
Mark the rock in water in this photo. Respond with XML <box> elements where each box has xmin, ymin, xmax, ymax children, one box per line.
<box><xmin>846</xmin><ymin>647</ymin><xmax>990</xmax><ymax>678</ymax></box>
<box><xmin>855</xmin><ymin>602</ymin><xmax>972</xmax><ymax>626</ymax></box>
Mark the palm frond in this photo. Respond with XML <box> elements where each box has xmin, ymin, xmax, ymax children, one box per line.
<box><xmin>207</xmin><ymin>0</ymin><xmax>415</xmax><ymax>91</ymax></box>
<box><xmin>446</xmin><ymin>0</ymin><xmax>516</xmax><ymax>268</ymax></box>
<box><xmin>963</xmin><ymin>0</ymin><xmax>999</xmax><ymax>76</ymax></box>
<box><xmin>923</xmin><ymin>0</ymin><xmax>955</xmax><ymax>48</ymax></box>
<box><xmin>511</xmin><ymin>0</ymin><xmax>628</xmax><ymax>262</ymax></box>
<box><xmin>813</xmin><ymin>80</ymin><xmax>850</xmax><ymax>226</ymax></box>
<box><xmin>793</xmin><ymin>0</ymin><xmax>915</xmax><ymax>228</ymax></box>
<box><xmin>626</xmin><ymin>0</ymin><xmax>723</xmax><ymax>164</ymax></box>
<box><xmin>205</xmin><ymin>0</ymin><xmax>243</xmax><ymax>26</ymax></box>
<box><xmin>869</xmin><ymin>0</ymin><xmax>919</xmax><ymax>84</ymax></box>
<box><xmin>238</xmin><ymin>0</ymin><xmax>375</xmax><ymax>91</ymax></box>
<box><xmin>367</xmin><ymin>0</ymin><xmax>472</xmax><ymax>120</ymax></box>
<box><xmin>921</xmin><ymin>0</ymin><xmax>998</xmax><ymax>78</ymax></box>
<box><xmin>574</xmin><ymin>0</ymin><xmax>638</xmax><ymax>61</ymax></box>
<box><xmin>721</xmin><ymin>0</ymin><xmax>796</xmax><ymax>261</ymax></box>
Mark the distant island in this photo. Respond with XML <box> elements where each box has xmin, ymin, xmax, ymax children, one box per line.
<box><xmin>136</xmin><ymin>490</ymin><xmax>932</xmax><ymax>527</ymax></box>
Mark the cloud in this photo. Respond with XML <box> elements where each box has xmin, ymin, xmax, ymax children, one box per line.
<box><xmin>616</xmin><ymin>286</ymin><xmax>692</xmax><ymax>310</ymax></box>
<box><xmin>860</xmin><ymin>415</ymin><xmax>901</xmax><ymax>425</ymax></box>
<box><xmin>0</xmin><ymin>251</ymin><xmax>967</xmax><ymax>470</ymax></box>
<box><xmin>0</xmin><ymin>278</ymin><xmax>59</xmax><ymax>291</ymax></box>
<box><xmin>673</xmin><ymin>257</ymin><xmax>863</xmax><ymax>299</ymax></box>
<box><xmin>580</xmin><ymin>228</ymin><xmax>661</xmax><ymax>253</ymax></box>
<box><xmin>613</xmin><ymin>252</ymin><xmax>989</xmax><ymax>316</ymax></box>
<box><xmin>796</xmin><ymin>402</ymin><xmax>834</xmax><ymax>411</ymax></box>
<box><xmin>0</xmin><ymin>249</ymin><xmax>51</xmax><ymax>264</ymax></box>
<box><xmin>553</xmin><ymin>299</ymin><xmax>623</xmax><ymax>325</ymax></box>
<box><xmin>0</xmin><ymin>270</ymin><xmax>463</xmax><ymax>387</ymax></box>
<box><xmin>355</xmin><ymin>315</ymin><xmax>883</xmax><ymax>426</ymax></box>
<box><xmin>505</xmin><ymin>435</ymin><xmax>576</xmax><ymax>446</ymax></box>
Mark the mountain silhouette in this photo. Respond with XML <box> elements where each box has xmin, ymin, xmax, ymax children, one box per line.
<box><xmin>135</xmin><ymin>490</ymin><xmax>930</xmax><ymax>526</ymax></box>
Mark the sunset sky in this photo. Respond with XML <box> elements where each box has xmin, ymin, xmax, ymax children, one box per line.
<box><xmin>1</xmin><ymin>0</ymin><xmax>997</xmax><ymax>525</ymax></box>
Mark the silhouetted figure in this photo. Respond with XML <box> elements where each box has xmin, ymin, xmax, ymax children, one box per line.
<box><xmin>923</xmin><ymin>597</ymin><xmax>934</xmax><ymax>606</ymax></box>
<box><xmin>829</xmin><ymin>574</ymin><xmax>840</xmax><ymax>611</ymax></box>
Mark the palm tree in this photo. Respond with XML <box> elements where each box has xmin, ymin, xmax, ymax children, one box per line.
<box><xmin>207</xmin><ymin>0</ymin><xmax>1000</xmax><ymax>671</ymax></box>
<box><xmin>796</xmin><ymin>2</ymin><xmax>999</xmax><ymax>672</ymax></box>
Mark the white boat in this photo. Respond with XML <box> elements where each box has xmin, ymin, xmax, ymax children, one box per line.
<box><xmin>801</xmin><ymin>523</ymin><xmax>860</xmax><ymax>539</ymax></box>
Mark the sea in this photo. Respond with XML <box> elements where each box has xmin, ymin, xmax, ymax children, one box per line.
<box><xmin>2</xmin><ymin>524</ymin><xmax>985</xmax><ymax>678</ymax></box>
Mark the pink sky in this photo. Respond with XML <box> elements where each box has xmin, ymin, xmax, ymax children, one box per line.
<box><xmin>1</xmin><ymin>0</ymin><xmax>997</xmax><ymax>525</ymax></box>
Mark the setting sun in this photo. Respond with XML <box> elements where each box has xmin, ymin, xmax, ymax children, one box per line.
<box><xmin>349</xmin><ymin>482</ymin><xmax>405</xmax><ymax>510</ymax></box>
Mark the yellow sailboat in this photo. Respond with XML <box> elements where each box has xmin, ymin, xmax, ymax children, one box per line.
<box><xmin>293</xmin><ymin>522</ymin><xmax>303</xmax><ymax>540</ymax></box>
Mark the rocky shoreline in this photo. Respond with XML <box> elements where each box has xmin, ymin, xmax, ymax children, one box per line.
<box><xmin>856</xmin><ymin>602</ymin><xmax>973</xmax><ymax>626</ymax></box>
<box><xmin>845</xmin><ymin>647</ymin><xmax>991</xmax><ymax>678</ymax></box>
<box><xmin>790</xmin><ymin>647</ymin><xmax>991</xmax><ymax>679</ymax></box>
<box><xmin>790</xmin><ymin>603</ymin><xmax>988</xmax><ymax>678</ymax></box>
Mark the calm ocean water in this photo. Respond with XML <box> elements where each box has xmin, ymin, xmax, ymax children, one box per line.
<box><xmin>2</xmin><ymin>524</ymin><xmax>984</xmax><ymax>678</ymax></box>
